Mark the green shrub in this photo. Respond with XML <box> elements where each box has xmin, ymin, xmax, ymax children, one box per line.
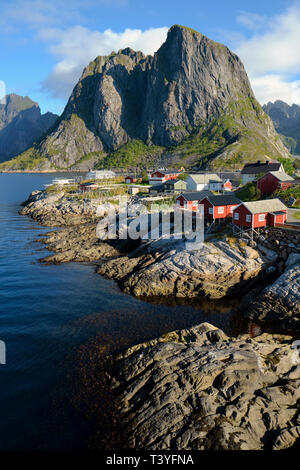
<box><xmin>235</xmin><ymin>182</ymin><xmax>261</xmax><ymax>201</ymax></box>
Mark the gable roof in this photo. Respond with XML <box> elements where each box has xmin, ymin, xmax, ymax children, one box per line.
<box><xmin>203</xmin><ymin>195</ymin><xmax>241</xmax><ymax>206</ymax></box>
<box><xmin>265</xmin><ymin>171</ymin><xmax>294</xmax><ymax>182</ymax></box>
<box><xmin>241</xmin><ymin>161</ymin><xmax>282</xmax><ymax>175</ymax></box>
<box><xmin>237</xmin><ymin>198</ymin><xmax>287</xmax><ymax>214</ymax></box>
<box><xmin>150</xmin><ymin>183</ymin><xmax>164</xmax><ymax>191</ymax></box>
<box><xmin>188</xmin><ymin>173</ymin><xmax>222</xmax><ymax>183</ymax></box>
<box><xmin>179</xmin><ymin>190</ymin><xmax>213</xmax><ymax>201</ymax></box>
<box><xmin>164</xmin><ymin>169</ymin><xmax>182</xmax><ymax>175</ymax></box>
<box><xmin>163</xmin><ymin>179</ymin><xmax>186</xmax><ymax>186</ymax></box>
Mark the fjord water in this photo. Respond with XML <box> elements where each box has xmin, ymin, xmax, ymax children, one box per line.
<box><xmin>0</xmin><ymin>173</ymin><xmax>239</xmax><ymax>449</ymax></box>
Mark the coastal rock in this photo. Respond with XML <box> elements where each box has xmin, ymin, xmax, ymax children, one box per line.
<box><xmin>244</xmin><ymin>262</ymin><xmax>300</xmax><ymax>331</ymax></box>
<box><xmin>39</xmin><ymin>223</ymin><xmax>121</xmax><ymax>263</ymax></box>
<box><xmin>21</xmin><ymin>189</ymin><xmax>268</xmax><ymax>299</ymax></box>
<box><xmin>19</xmin><ymin>189</ymin><xmax>100</xmax><ymax>226</ymax></box>
<box><xmin>98</xmin><ymin>239</ymin><xmax>265</xmax><ymax>299</ymax></box>
<box><xmin>107</xmin><ymin>322</ymin><xmax>300</xmax><ymax>450</ymax></box>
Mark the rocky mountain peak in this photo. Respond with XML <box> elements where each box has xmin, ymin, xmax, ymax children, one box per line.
<box><xmin>1</xmin><ymin>25</ymin><xmax>290</xmax><ymax>171</ymax></box>
<box><xmin>0</xmin><ymin>94</ymin><xmax>58</xmax><ymax>162</ymax></box>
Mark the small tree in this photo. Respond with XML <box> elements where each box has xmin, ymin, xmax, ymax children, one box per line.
<box><xmin>141</xmin><ymin>170</ymin><xmax>149</xmax><ymax>184</ymax></box>
<box><xmin>177</xmin><ymin>172</ymin><xmax>188</xmax><ymax>181</ymax></box>
<box><xmin>278</xmin><ymin>157</ymin><xmax>295</xmax><ymax>175</ymax></box>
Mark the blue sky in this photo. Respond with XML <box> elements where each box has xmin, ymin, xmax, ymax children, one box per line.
<box><xmin>1</xmin><ymin>0</ymin><xmax>300</xmax><ymax>115</ymax></box>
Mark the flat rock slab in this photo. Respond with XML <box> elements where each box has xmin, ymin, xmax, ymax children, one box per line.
<box><xmin>108</xmin><ymin>323</ymin><xmax>300</xmax><ymax>450</ymax></box>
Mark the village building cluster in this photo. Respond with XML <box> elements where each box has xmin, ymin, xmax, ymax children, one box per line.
<box><xmin>47</xmin><ymin>158</ymin><xmax>299</xmax><ymax>235</ymax></box>
<box><xmin>124</xmin><ymin>159</ymin><xmax>299</xmax><ymax>232</ymax></box>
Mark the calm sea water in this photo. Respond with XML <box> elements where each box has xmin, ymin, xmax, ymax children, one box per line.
<box><xmin>0</xmin><ymin>173</ymin><xmax>242</xmax><ymax>449</ymax></box>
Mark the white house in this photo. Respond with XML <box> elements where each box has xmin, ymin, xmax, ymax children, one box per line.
<box><xmin>241</xmin><ymin>161</ymin><xmax>284</xmax><ymax>185</ymax></box>
<box><xmin>86</xmin><ymin>170</ymin><xmax>116</xmax><ymax>180</ymax></box>
<box><xmin>186</xmin><ymin>173</ymin><xmax>223</xmax><ymax>192</ymax></box>
<box><xmin>50</xmin><ymin>178</ymin><xmax>75</xmax><ymax>185</ymax></box>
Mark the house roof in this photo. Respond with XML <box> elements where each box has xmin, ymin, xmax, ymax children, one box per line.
<box><xmin>203</xmin><ymin>195</ymin><xmax>241</xmax><ymax>206</ymax></box>
<box><xmin>150</xmin><ymin>183</ymin><xmax>164</xmax><ymax>191</ymax></box>
<box><xmin>163</xmin><ymin>179</ymin><xmax>186</xmax><ymax>186</ymax></box>
<box><xmin>238</xmin><ymin>198</ymin><xmax>287</xmax><ymax>214</ymax></box>
<box><xmin>292</xmin><ymin>178</ymin><xmax>300</xmax><ymax>184</ymax></box>
<box><xmin>188</xmin><ymin>173</ymin><xmax>222</xmax><ymax>183</ymax></box>
<box><xmin>241</xmin><ymin>161</ymin><xmax>282</xmax><ymax>175</ymax></box>
<box><xmin>267</xmin><ymin>171</ymin><xmax>294</xmax><ymax>182</ymax></box>
<box><xmin>165</xmin><ymin>169</ymin><xmax>182</xmax><ymax>174</ymax></box>
<box><xmin>179</xmin><ymin>190</ymin><xmax>213</xmax><ymax>201</ymax></box>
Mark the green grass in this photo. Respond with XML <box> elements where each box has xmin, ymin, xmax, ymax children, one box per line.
<box><xmin>273</xmin><ymin>185</ymin><xmax>300</xmax><ymax>207</ymax></box>
<box><xmin>277</xmin><ymin>157</ymin><xmax>295</xmax><ymax>175</ymax></box>
<box><xmin>293</xmin><ymin>212</ymin><xmax>300</xmax><ymax>220</ymax></box>
<box><xmin>0</xmin><ymin>147</ymin><xmax>48</xmax><ymax>171</ymax></box>
<box><xmin>101</xmin><ymin>139</ymin><xmax>164</xmax><ymax>169</ymax></box>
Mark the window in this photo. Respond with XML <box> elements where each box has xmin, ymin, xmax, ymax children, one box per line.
<box><xmin>209</xmin><ymin>207</ymin><xmax>213</xmax><ymax>214</ymax></box>
<box><xmin>234</xmin><ymin>212</ymin><xmax>239</xmax><ymax>220</ymax></box>
<box><xmin>246</xmin><ymin>214</ymin><xmax>251</xmax><ymax>222</ymax></box>
<box><xmin>258</xmin><ymin>214</ymin><xmax>265</xmax><ymax>222</ymax></box>
<box><xmin>218</xmin><ymin>207</ymin><xmax>224</xmax><ymax>214</ymax></box>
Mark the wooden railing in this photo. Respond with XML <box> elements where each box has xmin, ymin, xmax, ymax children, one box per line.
<box><xmin>275</xmin><ymin>223</ymin><xmax>300</xmax><ymax>231</ymax></box>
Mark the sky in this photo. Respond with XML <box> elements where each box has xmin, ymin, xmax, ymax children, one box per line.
<box><xmin>1</xmin><ymin>0</ymin><xmax>300</xmax><ymax>115</ymax></box>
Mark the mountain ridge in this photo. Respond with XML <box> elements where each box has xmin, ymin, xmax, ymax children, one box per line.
<box><xmin>263</xmin><ymin>100</ymin><xmax>300</xmax><ymax>155</ymax></box>
<box><xmin>0</xmin><ymin>25</ymin><xmax>291</xmax><ymax>171</ymax></box>
<box><xmin>0</xmin><ymin>94</ymin><xmax>58</xmax><ymax>163</ymax></box>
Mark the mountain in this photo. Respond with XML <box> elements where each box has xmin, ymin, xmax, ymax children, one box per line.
<box><xmin>263</xmin><ymin>100</ymin><xmax>300</xmax><ymax>154</ymax></box>
<box><xmin>1</xmin><ymin>25</ymin><xmax>290</xmax><ymax>171</ymax></box>
<box><xmin>0</xmin><ymin>94</ymin><xmax>58</xmax><ymax>163</ymax></box>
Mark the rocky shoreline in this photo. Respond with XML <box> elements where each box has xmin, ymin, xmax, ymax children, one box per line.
<box><xmin>20</xmin><ymin>188</ymin><xmax>300</xmax><ymax>325</ymax></box>
<box><xmin>20</xmin><ymin>187</ymin><xmax>300</xmax><ymax>450</ymax></box>
<box><xmin>104</xmin><ymin>322</ymin><xmax>300</xmax><ymax>450</ymax></box>
<box><xmin>21</xmin><ymin>190</ymin><xmax>270</xmax><ymax>299</ymax></box>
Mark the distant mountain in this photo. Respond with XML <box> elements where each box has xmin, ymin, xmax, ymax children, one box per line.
<box><xmin>1</xmin><ymin>26</ymin><xmax>290</xmax><ymax>171</ymax></box>
<box><xmin>263</xmin><ymin>100</ymin><xmax>300</xmax><ymax>154</ymax></box>
<box><xmin>0</xmin><ymin>94</ymin><xmax>58</xmax><ymax>163</ymax></box>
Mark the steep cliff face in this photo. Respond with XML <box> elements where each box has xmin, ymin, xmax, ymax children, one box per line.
<box><xmin>139</xmin><ymin>26</ymin><xmax>253</xmax><ymax>147</ymax></box>
<box><xmin>1</xmin><ymin>25</ymin><xmax>290</xmax><ymax>170</ymax></box>
<box><xmin>263</xmin><ymin>100</ymin><xmax>300</xmax><ymax>154</ymax></box>
<box><xmin>0</xmin><ymin>94</ymin><xmax>58</xmax><ymax>163</ymax></box>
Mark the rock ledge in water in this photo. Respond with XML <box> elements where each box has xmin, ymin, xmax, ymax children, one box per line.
<box><xmin>108</xmin><ymin>323</ymin><xmax>300</xmax><ymax>450</ymax></box>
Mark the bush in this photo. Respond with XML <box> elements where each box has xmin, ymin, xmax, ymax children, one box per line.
<box><xmin>278</xmin><ymin>157</ymin><xmax>295</xmax><ymax>175</ymax></box>
<box><xmin>235</xmin><ymin>182</ymin><xmax>261</xmax><ymax>201</ymax></box>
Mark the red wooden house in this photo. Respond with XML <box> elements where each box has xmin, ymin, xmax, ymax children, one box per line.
<box><xmin>257</xmin><ymin>171</ymin><xmax>294</xmax><ymax>195</ymax></box>
<box><xmin>176</xmin><ymin>191</ymin><xmax>212</xmax><ymax>211</ymax></box>
<box><xmin>223</xmin><ymin>179</ymin><xmax>233</xmax><ymax>191</ymax></box>
<box><xmin>125</xmin><ymin>176</ymin><xmax>138</xmax><ymax>184</ymax></box>
<box><xmin>200</xmin><ymin>195</ymin><xmax>241</xmax><ymax>219</ymax></box>
<box><xmin>149</xmin><ymin>169</ymin><xmax>182</xmax><ymax>185</ymax></box>
<box><xmin>232</xmin><ymin>199</ymin><xmax>287</xmax><ymax>228</ymax></box>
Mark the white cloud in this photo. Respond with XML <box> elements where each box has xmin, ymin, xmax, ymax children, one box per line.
<box><xmin>234</xmin><ymin>6</ymin><xmax>300</xmax><ymax>105</ymax></box>
<box><xmin>41</xmin><ymin>26</ymin><xmax>168</xmax><ymax>99</ymax></box>
<box><xmin>250</xmin><ymin>75</ymin><xmax>300</xmax><ymax>105</ymax></box>
<box><xmin>236</xmin><ymin>12</ymin><xmax>267</xmax><ymax>31</ymax></box>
